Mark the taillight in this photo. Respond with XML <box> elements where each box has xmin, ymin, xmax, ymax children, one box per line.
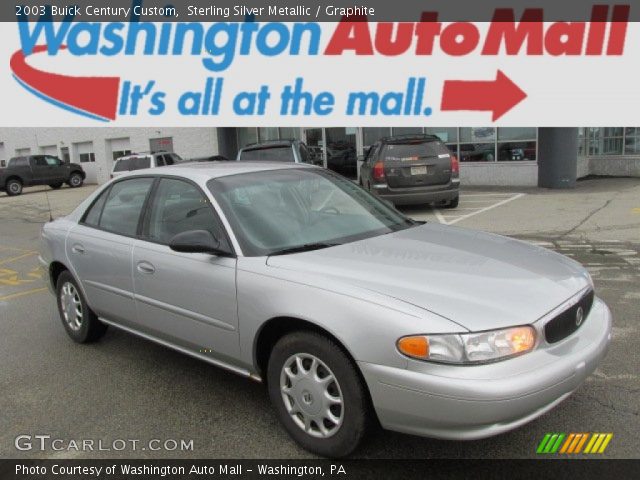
<box><xmin>451</xmin><ymin>155</ymin><xmax>459</xmax><ymax>175</ymax></box>
<box><xmin>372</xmin><ymin>161</ymin><xmax>385</xmax><ymax>181</ymax></box>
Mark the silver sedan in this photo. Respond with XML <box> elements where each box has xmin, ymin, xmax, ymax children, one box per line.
<box><xmin>39</xmin><ymin>162</ymin><xmax>612</xmax><ymax>457</ymax></box>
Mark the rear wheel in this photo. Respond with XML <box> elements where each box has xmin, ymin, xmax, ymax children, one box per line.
<box><xmin>50</xmin><ymin>183</ymin><xmax>63</xmax><ymax>189</ymax></box>
<box><xmin>6</xmin><ymin>179</ymin><xmax>23</xmax><ymax>196</ymax></box>
<box><xmin>56</xmin><ymin>271</ymin><xmax>107</xmax><ymax>343</ymax></box>
<box><xmin>267</xmin><ymin>331</ymin><xmax>370</xmax><ymax>458</ymax></box>
<box><xmin>68</xmin><ymin>172</ymin><xmax>83</xmax><ymax>188</ymax></box>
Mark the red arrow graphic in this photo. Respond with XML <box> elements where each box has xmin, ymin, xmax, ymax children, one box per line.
<box><xmin>441</xmin><ymin>70</ymin><xmax>527</xmax><ymax>121</ymax></box>
<box><xmin>10</xmin><ymin>45</ymin><xmax>120</xmax><ymax>121</ymax></box>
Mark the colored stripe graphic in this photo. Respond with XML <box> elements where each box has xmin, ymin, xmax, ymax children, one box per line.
<box><xmin>538</xmin><ymin>433</ymin><xmax>613</xmax><ymax>454</ymax></box>
<box><xmin>10</xmin><ymin>45</ymin><xmax>120</xmax><ymax>121</ymax></box>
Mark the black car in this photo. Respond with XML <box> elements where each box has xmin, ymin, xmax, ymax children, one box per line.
<box><xmin>359</xmin><ymin>134</ymin><xmax>459</xmax><ymax>208</ymax></box>
<box><xmin>0</xmin><ymin>155</ymin><xmax>85</xmax><ymax>196</ymax></box>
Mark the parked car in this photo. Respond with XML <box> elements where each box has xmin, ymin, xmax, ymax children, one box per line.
<box><xmin>326</xmin><ymin>141</ymin><xmax>357</xmax><ymax>178</ymax></box>
<box><xmin>360</xmin><ymin>134</ymin><xmax>460</xmax><ymax>207</ymax></box>
<box><xmin>40</xmin><ymin>162</ymin><xmax>611</xmax><ymax>458</ymax></box>
<box><xmin>111</xmin><ymin>151</ymin><xmax>183</xmax><ymax>178</ymax></box>
<box><xmin>237</xmin><ymin>139</ymin><xmax>321</xmax><ymax>165</ymax></box>
<box><xmin>0</xmin><ymin>155</ymin><xmax>85</xmax><ymax>196</ymax></box>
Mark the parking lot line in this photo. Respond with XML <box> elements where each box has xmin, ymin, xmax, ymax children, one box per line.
<box><xmin>431</xmin><ymin>193</ymin><xmax>525</xmax><ymax>225</ymax></box>
<box><xmin>0</xmin><ymin>287</ymin><xmax>47</xmax><ymax>302</ymax></box>
<box><xmin>0</xmin><ymin>251</ymin><xmax>37</xmax><ymax>265</ymax></box>
<box><xmin>448</xmin><ymin>193</ymin><xmax>525</xmax><ymax>225</ymax></box>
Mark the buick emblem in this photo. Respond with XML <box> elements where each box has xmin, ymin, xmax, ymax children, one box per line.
<box><xmin>575</xmin><ymin>307</ymin><xmax>584</xmax><ymax>327</ymax></box>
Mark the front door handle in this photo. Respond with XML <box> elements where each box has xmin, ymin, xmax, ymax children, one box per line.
<box><xmin>136</xmin><ymin>261</ymin><xmax>155</xmax><ymax>274</ymax></box>
<box><xmin>71</xmin><ymin>244</ymin><xmax>85</xmax><ymax>254</ymax></box>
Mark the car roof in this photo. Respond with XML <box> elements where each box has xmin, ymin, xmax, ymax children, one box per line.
<box><xmin>121</xmin><ymin>160</ymin><xmax>315</xmax><ymax>182</ymax></box>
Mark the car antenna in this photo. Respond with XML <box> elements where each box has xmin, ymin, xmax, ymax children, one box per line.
<box><xmin>43</xmin><ymin>187</ymin><xmax>54</xmax><ymax>222</ymax></box>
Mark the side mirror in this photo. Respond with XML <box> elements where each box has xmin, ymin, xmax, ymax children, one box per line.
<box><xmin>169</xmin><ymin>230</ymin><xmax>232</xmax><ymax>256</ymax></box>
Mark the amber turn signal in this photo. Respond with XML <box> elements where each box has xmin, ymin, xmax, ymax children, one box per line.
<box><xmin>397</xmin><ymin>336</ymin><xmax>429</xmax><ymax>359</ymax></box>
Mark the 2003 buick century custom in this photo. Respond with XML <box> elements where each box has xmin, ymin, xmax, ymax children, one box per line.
<box><xmin>40</xmin><ymin>162</ymin><xmax>611</xmax><ymax>457</ymax></box>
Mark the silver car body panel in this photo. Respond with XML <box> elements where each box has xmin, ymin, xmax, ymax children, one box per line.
<box><xmin>39</xmin><ymin>162</ymin><xmax>612</xmax><ymax>441</ymax></box>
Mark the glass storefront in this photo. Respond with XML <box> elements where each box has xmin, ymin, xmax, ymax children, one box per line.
<box><xmin>579</xmin><ymin>127</ymin><xmax>640</xmax><ymax>156</ymax></box>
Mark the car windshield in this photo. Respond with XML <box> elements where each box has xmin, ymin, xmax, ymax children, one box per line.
<box><xmin>208</xmin><ymin>168</ymin><xmax>416</xmax><ymax>256</ymax></box>
<box><xmin>239</xmin><ymin>146</ymin><xmax>295</xmax><ymax>162</ymax></box>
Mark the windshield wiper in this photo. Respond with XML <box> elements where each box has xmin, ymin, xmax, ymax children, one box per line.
<box><xmin>268</xmin><ymin>242</ymin><xmax>340</xmax><ymax>256</ymax></box>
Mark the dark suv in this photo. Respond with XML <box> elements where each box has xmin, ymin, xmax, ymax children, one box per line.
<box><xmin>359</xmin><ymin>134</ymin><xmax>459</xmax><ymax>208</ymax></box>
<box><xmin>0</xmin><ymin>155</ymin><xmax>85</xmax><ymax>196</ymax></box>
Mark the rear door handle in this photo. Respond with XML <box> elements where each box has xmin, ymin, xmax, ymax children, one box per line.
<box><xmin>136</xmin><ymin>261</ymin><xmax>155</xmax><ymax>274</ymax></box>
<box><xmin>71</xmin><ymin>244</ymin><xmax>85</xmax><ymax>254</ymax></box>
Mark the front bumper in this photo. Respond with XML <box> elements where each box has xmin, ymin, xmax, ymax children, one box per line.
<box><xmin>371</xmin><ymin>180</ymin><xmax>459</xmax><ymax>206</ymax></box>
<box><xmin>359</xmin><ymin>297</ymin><xmax>612</xmax><ymax>440</ymax></box>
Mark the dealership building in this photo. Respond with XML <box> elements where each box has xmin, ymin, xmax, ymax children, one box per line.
<box><xmin>1</xmin><ymin>127</ymin><xmax>639</xmax><ymax>186</ymax></box>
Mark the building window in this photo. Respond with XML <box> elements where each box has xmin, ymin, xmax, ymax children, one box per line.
<box><xmin>587</xmin><ymin>128</ymin><xmax>624</xmax><ymax>155</ymax></box>
<box><xmin>498</xmin><ymin>141</ymin><xmax>537</xmax><ymax>162</ymax></box>
<box><xmin>257</xmin><ymin>127</ymin><xmax>279</xmax><ymax>142</ymax></box>
<box><xmin>112</xmin><ymin>150</ymin><xmax>132</xmax><ymax>161</ymax></box>
<box><xmin>577</xmin><ymin>128</ymin><xmax>586</xmax><ymax>156</ymax></box>
<box><xmin>391</xmin><ymin>127</ymin><xmax>423</xmax><ymax>136</ymax></box>
<box><xmin>79</xmin><ymin>153</ymin><xmax>96</xmax><ymax>163</ymax></box>
<box><xmin>278</xmin><ymin>128</ymin><xmax>301</xmax><ymax>140</ymax></box>
<box><xmin>362</xmin><ymin>128</ymin><xmax>391</xmax><ymax>148</ymax></box>
<box><xmin>624</xmin><ymin>128</ymin><xmax>640</xmax><ymax>154</ymax></box>
<box><xmin>459</xmin><ymin>128</ymin><xmax>496</xmax><ymax>162</ymax></box>
<box><xmin>237</xmin><ymin>128</ymin><xmax>258</xmax><ymax>149</ymax></box>
<box><xmin>425</xmin><ymin>128</ymin><xmax>459</xmax><ymax>155</ymax></box>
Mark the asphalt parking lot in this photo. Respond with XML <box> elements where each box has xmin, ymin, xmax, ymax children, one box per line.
<box><xmin>1</xmin><ymin>178</ymin><xmax>639</xmax><ymax>459</ymax></box>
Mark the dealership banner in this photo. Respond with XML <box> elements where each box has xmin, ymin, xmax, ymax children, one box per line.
<box><xmin>0</xmin><ymin>0</ymin><xmax>639</xmax><ymax>126</ymax></box>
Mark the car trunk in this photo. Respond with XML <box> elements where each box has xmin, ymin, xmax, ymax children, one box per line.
<box><xmin>381</xmin><ymin>140</ymin><xmax>451</xmax><ymax>188</ymax></box>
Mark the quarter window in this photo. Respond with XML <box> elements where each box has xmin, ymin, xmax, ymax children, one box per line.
<box><xmin>98</xmin><ymin>178</ymin><xmax>154</xmax><ymax>236</ymax></box>
<box><xmin>83</xmin><ymin>189</ymin><xmax>109</xmax><ymax>227</ymax></box>
<box><xmin>145</xmin><ymin>178</ymin><xmax>228</xmax><ymax>246</ymax></box>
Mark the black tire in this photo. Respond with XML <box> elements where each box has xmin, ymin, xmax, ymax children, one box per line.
<box><xmin>267</xmin><ymin>331</ymin><xmax>370</xmax><ymax>458</ymax></box>
<box><xmin>68</xmin><ymin>172</ymin><xmax>84</xmax><ymax>188</ymax></box>
<box><xmin>49</xmin><ymin>183</ymin><xmax>63</xmax><ymax>189</ymax></box>
<box><xmin>445</xmin><ymin>195</ymin><xmax>459</xmax><ymax>209</ymax></box>
<box><xmin>5</xmin><ymin>178</ymin><xmax>23</xmax><ymax>196</ymax></box>
<box><xmin>56</xmin><ymin>271</ymin><xmax>107</xmax><ymax>343</ymax></box>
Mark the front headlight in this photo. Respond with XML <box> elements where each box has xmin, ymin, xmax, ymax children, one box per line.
<box><xmin>397</xmin><ymin>326</ymin><xmax>536</xmax><ymax>365</ymax></box>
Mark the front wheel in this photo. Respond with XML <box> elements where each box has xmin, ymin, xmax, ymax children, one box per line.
<box><xmin>56</xmin><ymin>271</ymin><xmax>107</xmax><ymax>343</ymax></box>
<box><xmin>267</xmin><ymin>331</ymin><xmax>370</xmax><ymax>458</ymax></box>
<box><xmin>68</xmin><ymin>172</ymin><xmax>84</xmax><ymax>188</ymax></box>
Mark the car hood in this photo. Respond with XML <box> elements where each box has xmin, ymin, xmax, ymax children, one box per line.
<box><xmin>266</xmin><ymin>224</ymin><xmax>590</xmax><ymax>331</ymax></box>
